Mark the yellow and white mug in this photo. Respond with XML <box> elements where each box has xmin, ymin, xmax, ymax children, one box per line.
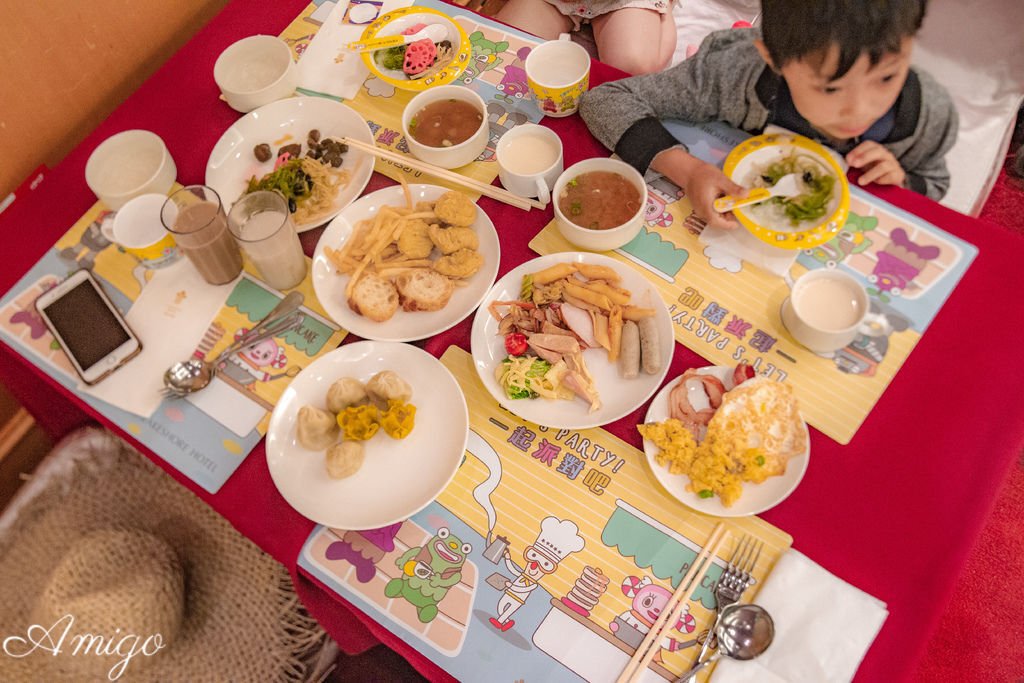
<box><xmin>104</xmin><ymin>193</ymin><xmax>181</xmax><ymax>268</ymax></box>
<box><xmin>525</xmin><ymin>35</ymin><xmax>591</xmax><ymax>118</ymax></box>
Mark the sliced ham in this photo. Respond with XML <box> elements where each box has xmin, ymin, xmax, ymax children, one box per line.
<box><xmin>559</xmin><ymin>302</ymin><xmax>598</xmax><ymax>349</ymax></box>
<box><xmin>527</xmin><ymin>333</ymin><xmax>580</xmax><ymax>355</ymax></box>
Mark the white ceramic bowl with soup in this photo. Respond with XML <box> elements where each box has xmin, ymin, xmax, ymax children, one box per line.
<box><xmin>401</xmin><ymin>85</ymin><xmax>489</xmax><ymax>169</ymax></box>
<box><xmin>781</xmin><ymin>269</ymin><xmax>869</xmax><ymax>353</ymax></box>
<box><xmin>552</xmin><ymin>158</ymin><xmax>646</xmax><ymax>252</ymax></box>
<box><xmin>214</xmin><ymin>35</ymin><xmax>297</xmax><ymax>113</ymax></box>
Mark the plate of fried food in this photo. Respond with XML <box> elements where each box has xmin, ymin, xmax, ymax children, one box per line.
<box><xmin>470</xmin><ymin>253</ymin><xmax>673</xmax><ymax>430</ymax></box>
<box><xmin>266</xmin><ymin>340</ymin><xmax>468</xmax><ymax>529</ymax></box>
<box><xmin>312</xmin><ymin>183</ymin><xmax>500</xmax><ymax>342</ymax></box>
<box><xmin>205</xmin><ymin>97</ymin><xmax>375</xmax><ymax>232</ymax></box>
<box><xmin>639</xmin><ymin>364</ymin><xmax>810</xmax><ymax>517</ymax></box>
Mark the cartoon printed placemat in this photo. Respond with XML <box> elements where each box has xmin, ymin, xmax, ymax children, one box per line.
<box><xmin>529</xmin><ymin>122</ymin><xmax>978</xmax><ymax>444</ymax></box>
<box><xmin>279</xmin><ymin>0</ymin><xmax>544</xmax><ymax>193</ymax></box>
<box><xmin>299</xmin><ymin>345</ymin><xmax>792</xmax><ymax>682</ymax></box>
<box><xmin>0</xmin><ymin>200</ymin><xmax>346</xmax><ymax>493</ymax></box>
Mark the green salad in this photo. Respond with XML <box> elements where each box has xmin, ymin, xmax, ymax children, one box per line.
<box><xmin>757</xmin><ymin>154</ymin><xmax>836</xmax><ymax>226</ymax></box>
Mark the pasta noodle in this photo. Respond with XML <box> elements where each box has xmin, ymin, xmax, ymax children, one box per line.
<box><xmin>294</xmin><ymin>157</ymin><xmax>351</xmax><ymax>224</ymax></box>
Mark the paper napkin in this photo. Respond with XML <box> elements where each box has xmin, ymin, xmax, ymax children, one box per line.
<box><xmin>79</xmin><ymin>260</ymin><xmax>234</xmax><ymax>418</ymax></box>
<box><xmin>295</xmin><ymin>0</ymin><xmax>414</xmax><ymax>102</ymax></box>
<box><xmin>711</xmin><ymin>549</ymin><xmax>888</xmax><ymax>683</ymax></box>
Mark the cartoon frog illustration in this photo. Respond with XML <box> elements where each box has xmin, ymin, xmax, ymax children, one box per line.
<box><xmin>384</xmin><ymin>527</ymin><xmax>471</xmax><ymax>623</ymax></box>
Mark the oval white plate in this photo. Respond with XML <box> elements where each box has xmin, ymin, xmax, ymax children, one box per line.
<box><xmin>470</xmin><ymin>253</ymin><xmax>673</xmax><ymax>430</ymax></box>
<box><xmin>205</xmin><ymin>97</ymin><xmax>375</xmax><ymax>232</ymax></box>
<box><xmin>312</xmin><ymin>184</ymin><xmax>500</xmax><ymax>342</ymax></box>
<box><xmin>266</xmin><ymin>341</ymin><xmax>468</xmax><ymax>529</ymax></box>
<box><xmin>642</xmin><ymin>366</ymin><xmax>810</xmax><ymax>517</ymax></box>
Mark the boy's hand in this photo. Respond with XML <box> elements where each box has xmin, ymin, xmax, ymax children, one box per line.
<box><xmin>846</xmin><ymin>141</ymin><xmax>906</xmax><ymax>188</ymax></box>
<box><xmin>651</xmin><ymin>148</ymin><xmax>746</xmax><ymax>230</ymax></box>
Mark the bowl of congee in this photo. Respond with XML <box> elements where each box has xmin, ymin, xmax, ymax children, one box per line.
<box><xmin>552</xmin><ymin>158</ymin><xmax>646</xmax><ymax>251</ymax></box>
<box><xmin>401</xmin><ymin>85</ymin><xmax>489</xmax><ymax>169</ymax></box>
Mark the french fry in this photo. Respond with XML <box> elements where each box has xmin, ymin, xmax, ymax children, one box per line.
<box><xmin>592</xmin><ymin>311</ymin><xmax>611</xmax><ymax>351</ymax></box>
<box><xmin>563</xmin><ymin>281</ymin><xmax>613</xmax><ymax>311</ymax></box>
<box><xmin>583</xmin><ymin>280</ymin><xmax>631</xmax><ymax>306</ymax></box>
<box><xmin>531</xmin><ymin>263</ymin><xmax>577</xmax><ymax>285</ymax></box>
<box><xmin>622</xmin><ymin>306</ymin><xmax>657</xmax><ymax>321</ymax></box>
<box><xmin>577</xmin><ymin>263</ymin><xmax>621</xmax><ymax>283</ymax></box>
<box><xmin>608</xmin><ymin>306</ymin><xmax>623</xmax><ymax>362</ymax></box>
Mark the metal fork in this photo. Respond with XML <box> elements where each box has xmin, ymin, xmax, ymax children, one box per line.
<box><xmin>682</xmin><ymin>535</ymin><xmax>763</xmax><ymax>682</ymax></box>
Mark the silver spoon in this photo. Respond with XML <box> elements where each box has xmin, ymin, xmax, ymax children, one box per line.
<box><xmin>162</xmin><ymin>292</ymin><xmax>304</xmax><ymax>397</ymax></box>
<box><xmin>674</xmin><ymin>603</ymin><xmax>775</xmax><ymax>681</ymax></box>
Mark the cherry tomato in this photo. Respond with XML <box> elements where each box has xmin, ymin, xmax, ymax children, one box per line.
<box><xmin>504</xmin><ymin>333</ymin><xmax>528</xmax><ymax>356</ymax></box>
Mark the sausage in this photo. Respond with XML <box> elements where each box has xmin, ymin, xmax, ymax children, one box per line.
<box><xmin>637</xmin><ymin>315</ymin><xmax>661</xmax><ymax>375</ymax></box>
<box><xmin>618</xmin><ymin>320</ymin><xmax>640</xmax><ymax>379</ymax></box>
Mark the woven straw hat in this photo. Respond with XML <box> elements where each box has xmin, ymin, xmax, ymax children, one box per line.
<box><xmin>0</xmin><ymin>429</ymin><xmax>326</xmax><ymax>682</ymax></box>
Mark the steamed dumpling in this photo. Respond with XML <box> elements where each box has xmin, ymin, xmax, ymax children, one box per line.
<box><xmin>326</xmin><ymin>441</ymin><xmax>365</xmax><ymax>479</ymax></box>
<box><xmin>365</xmin><ymin>370</ymin><xmax>412</xmax><ymax>409</ymax></box>
<box><xmin>296</xmin><ymin>405</ymin><xmax>339</xmax><ymax>450</ymax></box>
<box><xmin>326</xmin><ymin>377</ymin><xmax>367</xmax><ymax>413</ymax></box>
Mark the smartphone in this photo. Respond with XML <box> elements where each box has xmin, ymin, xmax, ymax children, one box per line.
<box><xmin>35</xmin><ymin>269</ymin><xmax>142</xmax><ymax>385</ymax></box>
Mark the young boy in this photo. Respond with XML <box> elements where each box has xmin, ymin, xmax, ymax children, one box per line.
<box><xmin>579</xmin><ymin>0</ymin><xmax>958</xmax><ymax>230</ymax></box>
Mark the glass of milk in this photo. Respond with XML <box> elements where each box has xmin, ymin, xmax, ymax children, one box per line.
<box><xmin>780</xmin><ymin>269</ymin><xmax>869</xmax><ymax>353</ymax></box>
<box><xmin>228</xmin><ymin>191</ymin><xmax>307</xmax><ymax>290</ymax></box>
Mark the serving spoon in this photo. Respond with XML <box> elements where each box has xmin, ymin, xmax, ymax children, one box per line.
<box><xmin>673</xmin><ymin>603</ymin><xmax>775</xmax><ymax>681</ymax></box>
<box><xmin>345</xmin><ymin>24</ymin><xmax>448</xmax><ymax>53</ymax></box>
<box><xmin>162</xmin><ymin>291</ymin><xmax>304</xmax><ymax>398</ymax></box>
<box><xmin>713</xmin><ymin>173</ymin><xmax>804</xmax><ymax>213</ymax></box>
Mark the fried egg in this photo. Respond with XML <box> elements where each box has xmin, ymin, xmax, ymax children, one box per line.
<box><xmin>712</xmin><ymin>377</ymin><xmax>806</xmax><ymax>476</ymax></box>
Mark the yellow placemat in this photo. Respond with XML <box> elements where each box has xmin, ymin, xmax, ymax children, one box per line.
<box><xmin>531</xmin><ymin>171</ymin><xmax>976</xmax><ymax>444</ymax></box>
<box><xmin>279</xmin><ymin>0</ymin><xmax>544</xmax><ymax>193</ymax></box>
<box><xmin>300</xmin><ymin>345</ymin><xmax>791</xmax><ymax>681</ymax></box>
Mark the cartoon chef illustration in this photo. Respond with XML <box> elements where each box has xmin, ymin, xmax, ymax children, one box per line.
<box><xmin>489</xmin><ymin>516</ymin><xmax>585</xmax><ymax>632</ymax></box>
<box><xmin>217</xmin><ymin>329</ymin><xmax>294</xmax><ymax>390</ymax></box>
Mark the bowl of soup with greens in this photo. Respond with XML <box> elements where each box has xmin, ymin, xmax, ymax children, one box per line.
<box><xmin>553</xmin><ymin>158</ymin><xmax>647</xmax><ymax>251</ymax></box>
<box><xmin>402</xmin><ymin>85</ymin><xmax>489</xmax><ymax>169</ymax></box>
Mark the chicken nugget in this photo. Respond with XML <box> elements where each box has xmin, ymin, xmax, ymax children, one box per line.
<box><xmin>414</xmin><ymin>200</ymin><xmax>436</xmax><ymax>213</ymax></box>
<box><xmin>396</xmin><ymin>218</ymin><xmax>433</xmax><ymax>259</ymax></box>
<box><xmin>434</xmin><ymin>191</ymin><xmax>477</xmax><ymax>226</ymax></box>
<box><xmin>433</xmin><ymin>248</ymin><xmax>484</xmax><ymax>278</ymax></box>
<box><xmin>429</xmin><ymin>224</ymin><xmax>479</xmax><ymax>254</ymax></box>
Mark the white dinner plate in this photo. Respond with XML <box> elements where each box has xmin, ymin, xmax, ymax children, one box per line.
<box><xmin>470</xmin><ymin>253</ymin><xmax>673</xmax><ymax>430</ymax></box>
<box><xmin>266</xmin><ymin>341</ymin><xmax>468</xmax><ymax>529</ymax></box>
<box><xmin>642</xmin><ymin>366</ymin><xmax>810</xmax><ymax>517</ymax></box>
<box><xmin>312</xmin><ymin>184</ymin><xmax>500</xmax><ymax>342</ymax></box>
<box><xmin>205</xmin><ymin>97</ymin><xmax>374</xmax><ymax>232</ymax></box>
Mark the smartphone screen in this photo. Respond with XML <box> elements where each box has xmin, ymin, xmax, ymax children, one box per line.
<box><xmin>41</xmin><ymin>279</ymin><xmax>133</xmax><ymax>369</ymax></box>
<box><xmin>36</xmin><ymin>270</ymin><xmax>141</xmax><ymax>384</ymax></box>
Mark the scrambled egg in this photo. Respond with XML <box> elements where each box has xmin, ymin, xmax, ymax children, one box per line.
<box><xmin>640</xmin><ymin>378</ymin><xmax>806</xmax><ymax>507</ymax></box>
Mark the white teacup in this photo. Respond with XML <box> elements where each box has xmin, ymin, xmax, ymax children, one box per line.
<box><xmin>104</xmin><ymin>193</ymin><xmax>181</xmax><ymax>269</ymax></box>
<box><xmin>781</xmin><ymin>269</ymin><xmax>869</xmax><ymax>353</ymax></box>
<box><xmin>214</xmin><ymin>35</ymin><xmax>297</xmax><ymax>113</ymax></box>
<box><xmin>495</xmin><ymin>124</ymin><xmax>563</xmax><ymax>205</ymax></box>
<box><xmin>85</xmin><ymin>130</ymin><xmax>177</xmax><ymax>210</ymax></box>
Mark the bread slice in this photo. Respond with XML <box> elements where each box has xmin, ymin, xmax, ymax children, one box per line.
<box><xmin>396</xmin><ymin>270</ymin><xmax>454</xmax><ymax>312</ymax></box>
<box><xmin>348</xmin><ymin>273</ymin><xmax>399</xmax><ymax>322</ymax></box>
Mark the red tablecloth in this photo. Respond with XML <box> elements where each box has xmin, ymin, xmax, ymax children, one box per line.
<box><xmin>3</xmin><ymin>1</ymin><xmax>1024</xmax><ymax>681</ymax></box>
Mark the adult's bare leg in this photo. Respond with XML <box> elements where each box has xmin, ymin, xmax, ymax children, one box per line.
<box><xmin>592</xmin><ymin>7</ymin><xmax>676</xmax><ymax>74</ymax></box>
<box><xmin>495</xmin><ymin>0</ymin><xmax>573</xmax><ymax>40</ymax></box>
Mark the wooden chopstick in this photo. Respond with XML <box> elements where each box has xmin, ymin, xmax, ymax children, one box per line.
<box><xmin>616</xmin><ymin>522</ymin><xmax>730</xmax><ymax>683</ymax></box>
<box><xmin>340</xmin><ymin>136</ymin><xmax>546</xmax><ymax>211</ymax></box>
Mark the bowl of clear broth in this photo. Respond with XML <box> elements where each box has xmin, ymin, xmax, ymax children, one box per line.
<box><xmin>401</xmin><ymin>85</ymin><xmax>489</xmax><ymax>169</ymax></box>
<box><xmin>552</xmin><ymin>158</ymin><xmax>646</xmax><ymax>251</ymax></box>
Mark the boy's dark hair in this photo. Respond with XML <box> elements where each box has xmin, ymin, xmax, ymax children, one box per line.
<box><xmin>761</xmin><ymin>0</ymin><xmax>927</xmax><ymax>80</ymax></box>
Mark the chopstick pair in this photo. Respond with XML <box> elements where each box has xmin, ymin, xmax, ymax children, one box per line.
<box><xmin>615</xmin><ymin>522</ymin><xmax>730</xmax><ymax>683</ymax></box>
<box><xmin>340</xmin><ymin>136</ymin><xmax>547</xmax><ymax>211</ymax></box>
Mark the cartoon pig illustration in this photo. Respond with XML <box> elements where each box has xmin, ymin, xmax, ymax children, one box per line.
<box><xmin>610</xmin><ymin>575</ymin><xmax>698</xmax><ymax>663</ymax></box>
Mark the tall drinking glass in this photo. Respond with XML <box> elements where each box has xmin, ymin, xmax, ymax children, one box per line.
<box><xmin>161</xmin><ymin>185</ymin><xmax>243</xmax><ymax>285</ymax></box>
<box><xmin>227</xmin><ymin>190</ymin><xmax>307</xmax><ymax>290</ymax></box>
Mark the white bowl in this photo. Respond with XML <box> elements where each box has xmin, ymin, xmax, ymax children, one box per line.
<box><xmin>214</xmin><ymin>35</ymin><xmax>297</xmax><ymax>113</ymax></box>
<box><xmin>85</xmin><ymin>130</ymin><xmax>177</xmax><ymax>210</ymax></box>
<box><xmin>552</xmin><ymin>158</ymin><xmax>646</xmax><ymax>252</ymax></box>
<box><xmin>401</xmin><ymin>85</ymin><xmax>489</xmax><ymax>169</ymax></box>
